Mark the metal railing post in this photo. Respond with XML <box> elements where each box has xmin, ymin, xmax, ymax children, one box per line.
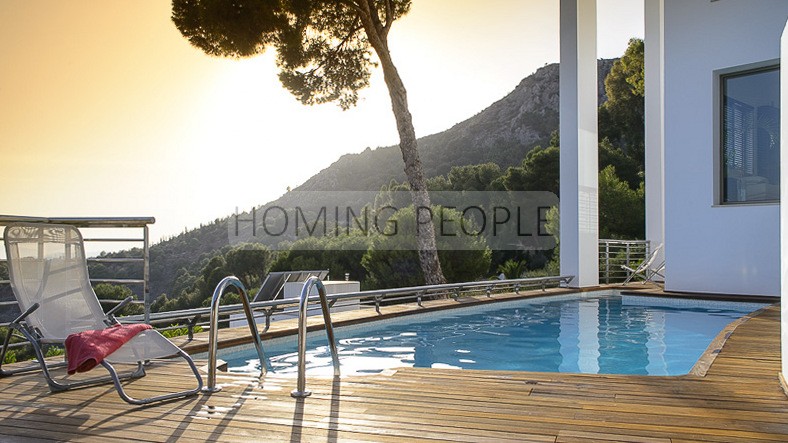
<box><xmin>625</xmin><ymin>243</ymin><xmax>631</xmax><ymax>279</ymax></box>
<box><xmin>143</xmin><ymin>225</ymin><xmax>151</xmax><ymax>324</ymax></box>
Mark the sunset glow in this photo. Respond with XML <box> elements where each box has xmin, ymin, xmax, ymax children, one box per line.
<box><xmin>0</xmin><ymin>1</ymin><xmax>643</xmax><ymax>244</ymax></box>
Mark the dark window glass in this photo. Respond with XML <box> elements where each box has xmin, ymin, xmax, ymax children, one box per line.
<box><xmin>722</xmin><ymin>67</ymin><xmax>780</xmax><ymax>203</ymax></box>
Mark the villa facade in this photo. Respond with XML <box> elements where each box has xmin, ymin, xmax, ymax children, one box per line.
<box><xmin>557</xmin><ymin>0</ymin><xmax>788</xmax><ymax>378</ymax></box>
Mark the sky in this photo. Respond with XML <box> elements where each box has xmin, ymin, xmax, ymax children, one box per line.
<box><xmin>0</xmin><ymin>0</ymin><xmax>643</xmax><ymax>246</ymax></box>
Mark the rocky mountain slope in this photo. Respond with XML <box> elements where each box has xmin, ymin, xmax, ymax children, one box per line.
<box><xmin>296</xmin><ymin>60</ymin><xmax>613</xmax><ymax>192</ymax></box>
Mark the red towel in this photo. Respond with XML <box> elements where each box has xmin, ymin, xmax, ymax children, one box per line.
<box><xmin>65</xmin><ymin>324</ymin><xmax>152</xmax><ymax>374</ymax></box>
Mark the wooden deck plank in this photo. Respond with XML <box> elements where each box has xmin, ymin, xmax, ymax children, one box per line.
<box><xmin>0</xmin><ymin>292</ymin><xmax>785</xmax><ymax>442</ymax></box>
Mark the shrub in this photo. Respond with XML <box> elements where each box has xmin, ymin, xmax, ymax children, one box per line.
<box><xmin>497</xmin><ymin>259</ymin><xmax>527</xmax><ymax>279</ymax></box>
<box><xmin>160</xmin><ymin>325</ymin><xmax>203</xmax><ymax>339</ymax></box>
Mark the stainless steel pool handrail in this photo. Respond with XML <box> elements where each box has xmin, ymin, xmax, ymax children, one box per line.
<box><xmin>203</xmin><ymin>276</ymin><xmax>267</xmax><ymax>393</ymax></box>
<box><xmin>291</xmin><ymin>276</ymin><xmax>340</xmax><ymax>398</ymax></box>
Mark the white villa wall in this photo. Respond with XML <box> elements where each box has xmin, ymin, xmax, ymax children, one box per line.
<box><xmin>663</xmin><ymin>0</ymin><xmax>788</xmax><ymax>296</ymax></box>
<box><xmin>781</xmin><ymin>17</ymin><xmax>788</xmax><ymax>391</ymax></box>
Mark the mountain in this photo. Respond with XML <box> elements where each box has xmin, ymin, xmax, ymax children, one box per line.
<box><xmin>143</xmin><ymin>59</ymin><xmax>615</xmax><ymax>298</ymax></box>
<box><xmin>297</xmin><ymin>60</ymin><xmax>613</xmax><ymax>192</ymax></box>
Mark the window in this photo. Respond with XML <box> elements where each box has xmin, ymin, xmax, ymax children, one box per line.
<box><xmin>721</xmin><ymin>66</ymin><xmax>780</xmax><ymax>203</ymax></box>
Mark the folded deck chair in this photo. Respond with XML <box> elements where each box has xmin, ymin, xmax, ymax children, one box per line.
<box><xmin>0</xmin><ymin>223</ymin><xmax>203</xmax><ymax>404</ymax></box>
<box><xmin>621</xmin><ymin>243</ymin><xmax>663</xmax><ymax>285</ymax></box>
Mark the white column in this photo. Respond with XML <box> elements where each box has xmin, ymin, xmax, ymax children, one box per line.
<box><xmin>779</xmin><ymin>19</ymin><xmax>788</xmax><ymax>384</ymax></box>
<box><xmin>645</xmin><ymin>0</ymin><xmax>665</xmax><ymax>279</ymax></box>
<box><xmin>560</xmin><ymin>0</ymin><xmax>599</xmax><ymax>288</ymax></box>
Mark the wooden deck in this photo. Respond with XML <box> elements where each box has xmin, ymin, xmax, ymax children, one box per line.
<box><xmin>0</xmin><ymin>293</ymin><xmax>786</xmax><ymax>442</ymax></box>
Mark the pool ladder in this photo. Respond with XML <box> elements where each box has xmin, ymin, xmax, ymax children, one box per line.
<box><xmin>202</xmin><ymin>276</ymin><xmax>340</xmax><ymax>397</ymax></box>
<box><xmin>291</xmin><ymin>276</ymin><xmax>340</xmax><ymax>398</ymax></box>
<box><xmin>203</xmin><ymin>276</ymin><xmax>267</xmax><ymax>393</ymax></box>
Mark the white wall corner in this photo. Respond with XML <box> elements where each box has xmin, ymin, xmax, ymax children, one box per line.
<box><xmin>644</xmin><ymin>0</ymin><xmax>665</xmax><ymax>275</ymax></box>
<box><xmin>780</xmin><ymin>18</ymin><xmax>788</xmax><ymax>384</ymax></box>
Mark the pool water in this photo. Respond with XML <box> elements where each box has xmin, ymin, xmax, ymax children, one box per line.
<box><xmin>222</xmin><ymin>293</ymin><xmax>767</xmax><ymax>376</ymax></box>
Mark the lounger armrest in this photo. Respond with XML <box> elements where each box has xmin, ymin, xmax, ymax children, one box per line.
<box><xmin>12</xmin><ymin>303</ymin><xmax>40</xmax><ymax>325</ymax></box>
<box><xmin>105</xmin><ymin>297</ymin><xmax>134</xmax><ymax>325</ymax></box>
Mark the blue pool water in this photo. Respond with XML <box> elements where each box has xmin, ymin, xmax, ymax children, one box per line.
<box><xmin>222</xmin><ymin>293</ymin><xmax>767</xmax><ymax>376</ymax></box>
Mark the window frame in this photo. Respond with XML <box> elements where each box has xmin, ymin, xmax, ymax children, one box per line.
<box><xmin>716</xmin><ymin>63</ymin><xmax>780</xmax><ymax>206</ymax></box>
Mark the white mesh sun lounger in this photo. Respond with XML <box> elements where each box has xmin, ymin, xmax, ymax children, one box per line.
<box><xmin>0</xmin><ymin>223</ymin><xmax>202</xmax><ymax>404</ymax></box>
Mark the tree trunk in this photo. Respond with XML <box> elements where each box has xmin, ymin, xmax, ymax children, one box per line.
<box><xmin>378</xmin><ymin>58</ymin><xmax>446</xmax><ymax>285</ymax></box>
<box><xmin>359</xmin><ymin>9</ymin><xmax>447</xmax><ymax>285</ymax></box>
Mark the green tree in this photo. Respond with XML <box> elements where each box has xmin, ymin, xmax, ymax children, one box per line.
<box><xmin>172</xmin><ymin>0</ymin><xmax>446</xmax><ymax>285</ymax></box>
<box><xmin>502</xmin><ymin>145</ymin><xmax>560</xmax><ymax>195</ymax></box>
<box><xmin>599</xmin><ymin>38</ymin><xmax>645</xmax><ymax>166</ymax></box>
<box><xmin>446</xmin><ymin>163</ymin><xmax>503</xmax><ymax>191</ymax></box>
<box><xmin>497</xmin><ymin>259</ymin><xmax>527</xmax><ymax>279</ymax></box>
<box><xmin>153</xmin><ymin>246</ymin><xmax>259</xmax><ymax>312</ymax></box>
<box><xmin>598</xmin><ymin>165</ymin><xmax>645</xmax><ymax>239</ymax></box>
<box><xmin>272</xmin><ymin>233</ymin><xmax>371</xmax><ymax>285</ymax></box>
<box><xmin>426</xmin><ymin>175</ymin><xmax>452</xmax><ymax>191</ymax></box>
<box><xmin>224</xmin><ymin>243</ymin><xmax>274</xmax><ymax>289</ymax></box>
<box><xmin>599</xmin><ymin>138</ymin><xmax>641</xmax><ymax>189</ymax></box>
<box><xmin>362</xmin><ymin>206</ymin><xmax>491</xmax><ymax>289</ymax></box>
<box><xmin>169</xmin><ymin>268</ymin><xmax>197</xmax><ymax>302</ymax></box>
<box><xmin>93</xmin><ymin>283</ymin><xmax>145</xmax><ymax>316</ymax></box>
<box><xmin>197</xmin><ymin>254</ymin><xmax>228</xmax><ymax>301</ymax></box>
<box><xmin>539</xmin><ymin>206</ymin><xmax>560</xmax><ymax>276</ymax></box>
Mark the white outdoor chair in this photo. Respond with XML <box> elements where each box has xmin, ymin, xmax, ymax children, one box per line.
<box><xmin>621</xmin><ymin>243</ymin><xmax>664</xmax><ymax>285</ymax></box>
<box><xmin>645</xmin><ymin>260</ymin><xmax>665</xmax><ymax>283</ymax></box>
<box><xmin>0</xmin><ymin>223</ymin><xmax>202</xmax><ymax>404</ymax></box>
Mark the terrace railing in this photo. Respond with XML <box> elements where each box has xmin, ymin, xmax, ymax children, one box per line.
<box><xmin>0</xmin><ymin>216</ymin><xmax>154</xmax><ymax>327</ymax></box>
<box><xmin>598</xmin><ymin>239</ymin><xmax>651</xmax><ymax>284</ymax></box>
<box><xmin>121</xmin><ymin>275</ymin><xmax>574</xmax><ymax>343</ymax></box>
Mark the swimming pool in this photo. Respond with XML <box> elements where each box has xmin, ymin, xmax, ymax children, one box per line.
<box><xmin>221</xmin><ymin>291</ymin><xmax>767</xmax><ymax>376</ymax></box>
